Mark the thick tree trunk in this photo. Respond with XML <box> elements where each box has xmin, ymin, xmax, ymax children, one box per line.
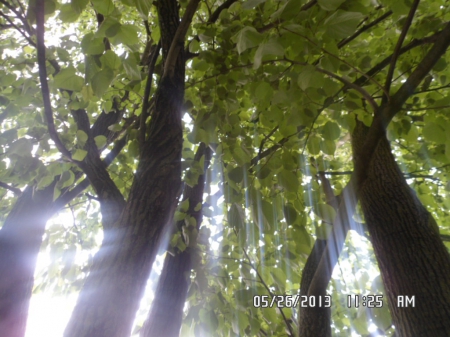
<box><xmin>141</xmin><ymin>145</ymin><xmax>211</xmax><ymax>337</ymax></box>
<box><xmin>298</xmin><ymin>238</ymin><xmax>331</xmax><ymax>337</ymax></box>
<box><xmin>353</xmin><ymin>121</ymin><xmax>450</xmax><ymax>336</ymax></box>
<box><xmin>0</xmin><ymin>185</ymin><xmax>54</xmax><ymax>337</ymax></box>
<box><xmin>64</xmin><ymin>1</ymin><xmax>189</xmax><ymax>336</ymax></box>
<box><xmin>0</xmin><ymin>127</ymin><xmax>125</xmax><ymax>337</ymax></box>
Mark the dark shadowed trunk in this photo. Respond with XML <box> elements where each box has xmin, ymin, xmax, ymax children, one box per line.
<box><xmin>298</xmin><ymin>238</ymin><xmax>331</xmax><ymax>337</ymax></box>
<box><xmin>0</xmin><ymin>186</ymin><xmax>54</xmax><ymax>337</ymax></box>
<box><xmin>64</xmin><ymin>1</ymin><xmax>199</xmax><ymax>336</ymax></box>
<box><xmin>141</xmin><ymin>144</ymin><xmax>211</xmax><ymax>337</ymax></box>
<box><xmin>353</xmin><ymin>121</ymin><xmax>450</xmax><ymax>336</ymax></box>
<box><xmin>0</xmin><ymin>137</ymin><xmax>125</xmax><ymax>337</ymax></box>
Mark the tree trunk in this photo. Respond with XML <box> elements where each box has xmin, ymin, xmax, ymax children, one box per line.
<box><xmin>353</xmin><ymin>121</ymin><xmax>450</xmax><ymax>336</ymax></box>
<box><xmin>141</xmin><ymin>144</ymin><xmax>211</xmax><ymax>337</ymax></box>
<box><xmin>0</xmin><ymin>125</ymin><xmax>126</xmax><ymax>337</ymax></box>
<box><xmin>298</xmin><ymin>238</ymin><xmax>331</xmax><ymax>337</ymax></box>
<box><xmin>0</xmin><ymin>185</ymin><xmax>54</xmax><ymax>337</ymax></box>
<box><xmin>64</xmin><ymin>1</ymin><xmax>189</xmax><ymax>336</ymax></box>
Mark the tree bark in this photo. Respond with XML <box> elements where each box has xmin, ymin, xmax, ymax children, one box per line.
<box><xmin>0</xmin><ymin>186</ymin><xmax>54</xmax><ymax>337</ymax></box>
<box><xmin>64</xmin><ymin>1</ymin><xmax>193</xmax><ymax>336</ymax></box>
<box><xmin>298</xmin><ymin>238</ymin><xmax>331</xmax><ymax>337</ymax></box>
<box><xmin>352</xmin><ymin>121</ymin><xmax>450</xmax><ymax>336</ymax></box>
<box><xmin>0</xmin><ymin>136</ymin><xmax>126</xmax><ymax>337</ymax></box>
<box><xmin>141</xmin><ymin>144</ymin><xmax>211</xmax><ymax>337</ymax></box>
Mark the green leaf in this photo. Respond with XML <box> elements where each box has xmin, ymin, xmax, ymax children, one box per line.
<box><xmin>115</xmin><ymin>25</ymin><xmax>140</xmax><ymax>46</ymax></box>
<box><xmin>179</xmin><ymin>199</ymin><xmax>189</xmax><ymax>212</ymax></box>
<box><xmin>91</xmin><ymin>0</ymin><xmax>115</xmax><ymax>15</ymax></box>
<box><xmin>313</xmin><ymin>203</ymin><xmax>336</xmax><ymax>223</ymax></box>
<box><xmin>318</xmin><ymin>0</ymin><xmax>345</xmax><ymax>11</ymax></box>
<box><xmin>9</xmin><ymin>138</ymin><xmax>33</xmax><ymax>156</ymax></box>
<box><xmin>255</xmin><ymin>82</ymin><xmax>273</xmax><ymax>101</ymax></box>
<box><xmin>59</xmin><ymin>170</ymin><xmax>75</xmax><ymax>188</ymax></box>
<box><xmin>37</xmin><ymin>175</ymin><xmax>54</xmax><ymax>189</ymax></box>
<box><xmin>232</xmin><ymin>146</ymin><xmax>251</xmax><ymax>165</ymax></box>
<box><xmin>307</xmin><ymin>136</ymin><xmax>321</xmax><ymax>155</ymax></box>
<box><xmin>235</xmin><ymin>27</ymin><xmax>263</xmax><ymax>54</ymax></box>
<box><xmin>254</xmin><ymin>39</ymin><xmax>284</xmax><ymax>69</ymax></box>
<box><xmin>108</xmin><ymin>124</ymin><xmax>122</xmax><ymax>132</ymax></box>
<box><xmin>100</xmin><ymin>50</ymin><xmax>121</xmax><ymax>70</ymax></box>
<box><xmin>76</xmin><ymin>130</ymin><xmax>88</xmax><ymax>146</ymax></box>
<box><xmin>278</xmin><ymin>169</ymin><xmax>299</xmax><ymax>193</ymax></box>
<box><xmin>283</xmin><ymin>204</ymin><xmax>297</xmax><ymax>225</ymax></box>
<box><xmin>54</xmin><ymin>67</ymin><xmax>84</xmax><ymax>92</ymax></box>
<box><xmin>128</xmin><ymin>139</ymin><xmax>139</xmax><ymax>157</ymax></box>
<box><xmin>53</xmin><ymin>184</ymin><xmax>61</xmax><ymax>201</ymax></box>
<box><xmin>59</xmin><ymin>4</ymin><xmax>81</xmax><ymax>23</ymax></box>
<box><xmin>72</xmin><ymin>149</ymin><xmax>87</xmax><ymax>161</ymax></box>
<box><xmin>189</xmin><ymin>40</ymin><xmax>201</xmax><ymax>53</ymax></box>
<box><xmin>94</xmin><ymin>135</ymin><xmax>107</xmax><ymax>149</ymax></box>
<box><xmin>423</xmin><ymin>123</ymin><xmax>446</xmax><ymax>144</ymax></box>
<box><xmin>298</xmin><ymin>65</ymin><xmax>316</xmax><ymax>91</ymax></box>
<box><xmin>321</xmin><ymin>121</ymin><xmax>341</xmax><ymax>140</ymax></box>
<box><xmin>372</xmin><ymin>305</ymin><xmax>392</xmax><ymax>331</ymax></box>
<box><xmin>81</xmin><ymin>33</ymin><xmax>105</xmax><ymax>55</ymax></box>
<box><xmin>71</xmin><ymin>0</ymin><xmax>89</xmax><ymax>13</ymax></box>
<box><xmin>123</xmin><ymin>57</ymin><xmax>141</xmax><ymax>80</ymax></box>
<box><xmin>324</xmin><ymin>11</ymin><xmax>365</xmax><ymax>39</ymax></box>
<box><xmin>92</xmin><ymin>68</ymin><xmax>114</xmax><ymax>97</ymax></box>
<box><xmin>228</xmin><ymin>203</ymin><xmax>245</xmax><ymax>230</ymax></box>
<box><xmin>228</xmin><ymin>166</ymin><xmax>244</xmax><ymax>183</ymax></box>
<box><xmin>242</xmin><ymin>0</ymin><xmax>266</xmax><ymax>9</ymax></box>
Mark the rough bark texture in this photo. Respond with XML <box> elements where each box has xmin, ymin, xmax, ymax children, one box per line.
<box><xmin>64</xmin><ymin>1</ymin><xmax>187</xmax><ymax>336</ymax></box>
<box><xmin>0</xmin><ymin>186</ymin><xmax>54</xmax><ymax>337</ymax></box>
<box><xmin>353</xmin><ymin>121</ymin><xmax>450</xmax><ymax>337</ymax></box>
<box><xmin>141</xmin><ymin>144</ymin><xmax>211</xmax><ymax>337</ymax></box>
<box><xmin>298</xmin><ymin>239</ymin><xmax>331</xmax><ymax>337</ymax></box>
<box><xmin>298</xmin><ymin>173</ymin><xmax>337</xmax><ymax>337</ymax></box>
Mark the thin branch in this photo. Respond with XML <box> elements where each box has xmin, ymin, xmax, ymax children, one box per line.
<box><xmin>163</xmin><ymin>0</ymin><xmax>200</xmax><ymax>78</ymax></box>
<box><xmin>402</xmin><ymin>104</ymin><xmax>450</xmax><ymax>111</ymax></box>
<box><xmin>257</xmin><ymin>0</ymin><xmax>317</xmax><ymax>33</ymax></box>
<box><xmin>35</xmin><ymin>0</ymin><xmax>72</xmax><ymax>160</ymax></box>
<box><xmin>307</xmin><ymin>19</ymin><xmax>450</xmax><ymax>298</ymax></box>
<box><xmin>239</xmin><ymin>237</ymin><xmax>294</xmax><ymax>337</ymax></box>
<box><xmin>0</xmin><ymin>181</ymin><xmax>22</xmax><ymax>196</ymax></box>
<box><xmin>287</xmin><ymin>58</ymin><xmax>379</xmax><ymax>111</ymax></box>
<box><xmin>0</xmin><ymin>0</ymin><xmax>30</xmax><ymax>34</ymax></box>
<box><xmin>284</xmin><ymin>27</ymin><xmax>388</xmax><ymax>98</ymax></box>
<box><xmin>383</xmin><ymin>0</ymin><xmax>420</xmax><ymax>104</ymax></box>
<box><xmin>0</xmin><ymin>10</ymin><xmax>35</xmax><ymax>46</ymax></box>
<box><xmin>140</xmin><ymin>41</ymin><xmax>161</xmax><ymax>146</ymax></box>
<box><xmin>207</xmin><ymin>0</ymin><xmax>238</xmax><ymax>23</ymax></box>
<box><xmin>258</xmin><ymin>126</ymin><xmax>278</xmax><ymax>156</ymax></box>
<box><xmin>354</xmin><ymin>31</ymin><xmax>441</xmax><ymax>88</ymax></box>
<box><xmin>338</xmin><ymin>10</ymin><xmax>393</xmax><ymax>48</ymax></box>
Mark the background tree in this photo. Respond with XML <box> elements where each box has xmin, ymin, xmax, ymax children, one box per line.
<box><xmin>1</xmin><ymin>1</ymin><xmax>450</xmax><ymax>337</ymax></box>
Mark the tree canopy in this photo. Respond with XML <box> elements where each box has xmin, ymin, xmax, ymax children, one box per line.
<box><xmin>1</xmin><ymin>0</ymin><xmax>450</xmax><ymax>336</ymax></box>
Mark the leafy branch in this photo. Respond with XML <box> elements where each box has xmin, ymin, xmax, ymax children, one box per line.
<box><xmin>383</xmin><ymin>0</ymin><xmax>420</xmax><ymax>105</ymax></box>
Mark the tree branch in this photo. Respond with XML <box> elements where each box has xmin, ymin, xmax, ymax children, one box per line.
<box><xmin>0</xmin><ymin>181</ymin><xmax>22</xmax><ymax>196</ymax></box>
<box><xmin>53</xmin><ymin>136</ymin><xmax>128</xmax><ymax>211</ymax></box>
<box><xmin>286</xmin><ymin>57</ymin><xmax>378</xmax><ymax>111</ymax></box>
<box><xmin>35</xmin><ymin>0</ymin><xmax>72</xmax><ymax>160</ymax></box>
<box><xmin>338</xmin><ymin>10</ymin><xmax>393</xmax><ymax>49</ymax></box>
<box><xmin>207</xmin><ymin>0</ymin><xmax>238</xmax><ymax>23</ymax></box>
<box><xmin>163</xmin><ymin>0</ymin><xmax>200</xmax><ymax>78</ymax></box>
<box><xmin>383</xmin><ymin>0</ymin><xmax>420</xmax><ymax>104</ymax></box>
<box><xmin>307</xmin><ymin>21</ymin><xmax>450</xmax><ymax>297</ymax></box>
<box><xmin>140</xmin><ymin>41</ymin><xmax>161</xmax><ymax>146</ymax></box>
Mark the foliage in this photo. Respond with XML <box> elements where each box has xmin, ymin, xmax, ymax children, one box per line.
<box><xmin>1</xmin><ymin>0</ymin><xmax>450</xmax><ymax>336</ymax></box>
